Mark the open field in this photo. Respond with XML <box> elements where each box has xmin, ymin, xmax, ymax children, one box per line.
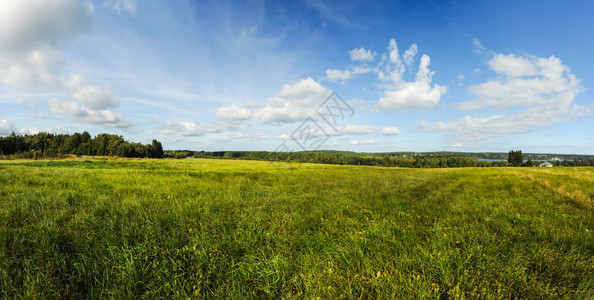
<box><xmin>0</xmin><ymin>158</ymin><xmax>593</xmax><ymax>298</ymax></box>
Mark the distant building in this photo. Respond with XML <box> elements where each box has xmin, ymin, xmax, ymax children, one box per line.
<box><xmin>539</xmin><ymin>161</ymin><xmax>553</xmax><ymax>167</ymax></box>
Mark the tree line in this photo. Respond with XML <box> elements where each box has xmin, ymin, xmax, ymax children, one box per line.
<box><xmin>190</xmin><ymin>151</ymin><xmax>509</xmax><ymax>168</ymax></box>
<box><xmin>166</xmin><ymin>150</ymin><xmax>594</xmax><ymax>168</ymax></box>
<box><xmin>0</xmin><ymin>132</ymin><xmax>163</xmax><ymax>159</ymax></box>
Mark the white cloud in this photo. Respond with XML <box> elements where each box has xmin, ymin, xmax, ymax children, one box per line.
<box><xmin>48</xmin><ymin>99</ymin><xmax>131</xmax><ymax>128</ymax></box>
<box><xmin>159</xmin><ymin>121</ymin><xmax>230</xmax><ymax>139</ymax></box>
<box><xmin>349</xmin><ymin>47</ymin><xmax>375</xmax><ymax>62</ymax></box>
<box><xmin>377</xmin><ymin>54</ymin><xmax>447</xmax><ymax>110</ymax></box>
<box><xmin>1</xmin><ymin>46</ymin><xmax>64</xmax><ymax>89</ymax></box>
<box><xmin>460</xmin><ymin>55</ymin><xmax>579</xmax><ymax>110</ymax></box>
<box><xmin>350</xmin><ymin>139</ymin><xmax>376</xmax><ymax>145</ymax></box>
<box><xmin>381</xmin><ymin>127</ymin><xmax>402</xmax><ymax>135</ymax></box>
<box><xmin>420</xmin><ymin>52</ymin><xmax>587</xmax><ymax>142</ymax></box>
<box><xmin>224</xmin><ymin>77</ymin><xmax>330</xmax><ymax>123</ymax></box>
<box><xmin>105</xmin><ymin>0</ymin><xmax>137</xmax><ymax>16</ymax></box>
<box><xmin>17</xmin><ymin>126</ymin><xmax>69</xmax><ymax>135</ymax></box>
<box><xmin>0</xmin><ymin>120</ymin><xmax>68</xmax><ymax>136</ymax></box>
<box><xmin>324</xmin><ymin>40</ymin><xmax>445</xmax><ymax>111</ymax></box>
<box><xmin>255</xmin><ymin>99</ymin><xmax>310</xmax><ymax>123</ymax></box>
<box><xmin>158</xmin><ymin>120</ymin><xmax>246</xmax><ymax>143</ymax></box>
<box><xmin>0</xmin><ymin>120</ymin><xmax>15</xmax><ymax>135</ymax></box>
<box><xmin>67</xmin><ymin>75</ymin><xmax>117</xmax><ymax>109</ymax></box>
<box><xmin>210</xmin><ymin>77</ymin><xmax>402</xmax><ymax>141</ymax></box>
<box><xmin>402</xmin><ymin>44</ymin><xmax>418</xmax><ymax>68</ymax></box>
<box><xmin>0</xmin><ymin>0</ymin><xmax>92</xmax><ymax>52</ymax></box>
<box><xmin>340</xmin><ymin>125</ymin><xmax>403</xmax><ymax>136</ymax></box>
<box><xmin>71</xmin><ymin>85</ymin><xmax>116</xmax><ymax>109</ymax></box>
<box><xmin>386</xmin><ymin>39</ymin><xmax>405</xmax><ymax>82</ymax></box>
<box><xmin>326</xmin><ymin>69</ymin><xmax>351</xmax><ymax>81</ymax></box>
<box><xmin>387</xmin><ymin>39</ymin><xmax>401</xmax><ymax>64</ymax></box>
<box><xmin>343</xmin><ymin>124</ymin><xmax>377</xmax><ymax>135</ymax></box>
<box><xmin>275</xmin><ymin>77</ymin><xmax>328</xmax><ymax>106</ymax></box>
<box><xmin>216</xmin><ymin>105</ymin><xmax>252</xmax><ymax>122</ymax></box>
<box><xmin>325</xmin><ymin>65</ymin><xmax>373</xmax><ymax>83</ymax></box>
<box><xmin>487</xmin><ymin>53</ymin><xmax>538</xmax><ymax>77</ymax></box>
<box><xmin>276</xmin><ymin>134</ymin><xmax>291</xmax><ymax>140</ymax></box>
<box><xmin>0</xmin><ymin>0</ymin><xmax>130</xmax><ymax>128</ymax></box>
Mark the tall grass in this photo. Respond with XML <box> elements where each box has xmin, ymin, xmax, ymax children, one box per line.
<box><xmin>0</xmin><ymin>159</ymin><xmax>593</xmax><ymax>298</ymax></box>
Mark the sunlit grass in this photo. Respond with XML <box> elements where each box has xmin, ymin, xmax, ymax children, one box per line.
<box><xmin>1</xmin><ymin>158</ymin><xmax>593</xmax><ymax>298</ymax></box>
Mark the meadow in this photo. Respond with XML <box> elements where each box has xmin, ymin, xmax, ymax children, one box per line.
<box><xmin>0</xmin><ymin>158</ymin><xmax>593</xmax><ymax>298</ymax></box>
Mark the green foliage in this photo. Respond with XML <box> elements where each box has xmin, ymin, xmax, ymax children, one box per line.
<box><xmin>0</xmin><ymin>159</ymin><xmax>593</xmax><ymax>298</ymax></box>
<box><xmin>0</xmin><ymin>132</ymin><xmax>163</xmax><ymax>159</ymax></box>
<box><xmin>508</xmin><ymin>150</ymin><xmax>523</xmax><ymax>166</ymax></box>
<box><xmin>192</xmin><ymin>151</ymin><xmax>511</xmax><ymax>168</ymax></box>
<box><xmin>148</xmin><ymin>140</ymin><xmax>164</xmax><ymax>158</ymax></box>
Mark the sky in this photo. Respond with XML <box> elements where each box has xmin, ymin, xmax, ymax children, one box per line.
<box><xmin>1</xmin><ymin>0</ymin><xmax>593</xmax><ymax>154</ymax></box>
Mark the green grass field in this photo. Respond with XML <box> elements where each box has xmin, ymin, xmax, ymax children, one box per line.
<box><xmin>1</xmin><ymin>158</ymin><xmax>593</xmax><ymax>298</ymax></box>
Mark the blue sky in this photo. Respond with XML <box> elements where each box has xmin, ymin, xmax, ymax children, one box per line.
<box><xmin>1</xmin><ymin>0</ymin><xmax>593</xmax><ymax>154</ymax></box>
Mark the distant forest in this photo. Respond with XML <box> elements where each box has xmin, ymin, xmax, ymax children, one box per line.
<box><xmin>192</xmin><ymin>151</ymin><xmax>506</xmax><ymax>168</ymax></box>
<box><xmin>0</xmin><ymin>132</ymin><xmax>163</xmax><ymax>159</ymax></box>
<box><xmin>162</xmin><ymin>150</ymin><xmax>594</xmax><ymax>168</ymax></box>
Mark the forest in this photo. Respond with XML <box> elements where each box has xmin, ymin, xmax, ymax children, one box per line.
<box><xmin>0</xmin><ymin>132</ymin><xmax>163</xmax><ymax>159</ymax></box>
<box><xmin>187</xmin><ymin>150</ymin><xmax>594</xmax><ymax>168</ymax></box>
<box><xmin>191</xmin><ymin>150</ymin><xmax>507</xmax><ymax>168</ymax></box>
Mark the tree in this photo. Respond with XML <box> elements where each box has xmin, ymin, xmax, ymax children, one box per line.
<box><xmin>508</xmin><ymin>150</ymin><xmax>523</xmax><ymax>166</ymax></box>
<box><xmin>152</xmin><ymin>140</ymin><xmax>164</xmax><ymax>158</ymax></box>
<box><xmin>0</xmin><ymin>132</ymin><xmax>165</xmax><ymax>159</ymax></box>
<box><xmin>526</xmin><ymin>159</ymin><xmax>534</xmax><ymax>167</ymax></box>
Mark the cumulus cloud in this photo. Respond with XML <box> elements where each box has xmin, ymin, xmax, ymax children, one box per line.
<box><xmin>0</xmin><ymin>120</ymin><xmax>15</xmax><ymax>135</ymax></box>
<box><xmin>459</xmin><ymin>54</ymin><xmax>579</xmax><ymax>110</ymax></box>
<box><xmin>377</xmin><ymin>53</ymin><xmax>447</xmax><ymax>110</ymax></box>
<box><xmin>211</xmin><ymin>78</ymin><xmax>401</xmax><ymax>142</ymax></box>
<box><xmin>219</xmin><ymin>77</ymin><xmax>331</xmax><ymax>123</ymax></box>
<box><xmin>0</xmin><ymin>0</ymin><xmax>92</xmax><ymax>52</ymax></box>
<box><xmin>326</xmin><ymin>69</ymin><xmax>352</xmax><ymax>81</ymax></box>
<box><xmin>419</xmin><ymin>52</ymin><xmax>587</xmax><ymax>142</ymax></box>
<box><xmin>1</xmin><ymin>46</ymin><xmax>64</xmax><ymax>89</ymax></box>
<box><xmin>215</xmin><ymin>105</ymin><xmax>252</xmax><ymax>122</ymax></box>
<box><xmin>275</xmin><ymin>77</ymin><xmax>329</xmax><ymax>106</ymax></box>
<box><xmin>349</xmin><ymin>47</ymin><xmax>375</xmax><ymax>62</ymax></box>
<box><xmin>487</xmin><ymin>53</ymin><xmax>538</xmax><ymax>77</ymax></box>
<box><xmin>48</xmin><ymin>99</ymin><xmax>131</xmax><ymax>128</ymax></box>
<box><xmin>67</xmin><ymin>75</ymin><xmax>118</xmax><ymax>109</ymax></box>
<box><xmin>381</xmin><ymin>127</ymin><xmax>402</xmax><ymax>135</ymax></box>
<box><xmin>325</xmin><ymin>65</ymin><xmax>373</xmax><ymax>83</ymax></box>
<box><xmin>0</xmin><ymin>0</ymin><xmax>131</xmax><ymax>128</ymax></box>
<box><xmin>255</xmin><ymin>79</ymin><xmax>346</xmax><ymax>122</ymax></box>
<box><xmin>0</xmin><ymin>119</ymin><xmax>69</xmax><ymax>136</ymax></box>
<box><xmin>159</xmin><ymin>121</ymin><xmax>232</xmax><ymax>141</ymax></box>
<box><xmin>402</xmin><ymin>44</ymin><xmax>418</xmax><ymax>68</ymax></box>
<box><xmin>343</xmin><ymin>124</ymin><xmax>377</xmax><ymax>135</ymax></box>
<box><xmin>325</xmin><ymin>39</ymin><xmax>446</xmax><ymax>110</ymax></box>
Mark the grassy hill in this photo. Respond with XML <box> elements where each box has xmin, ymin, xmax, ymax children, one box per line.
<box><xmin>1</xmin><ymin>158</ymin><xmax>593</xmax><ymax>298</ymax></box>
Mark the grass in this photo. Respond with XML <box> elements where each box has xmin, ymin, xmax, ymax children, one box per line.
<box><xmin>0</xmin><ymin>158</ymin><xmax>593</xmax><ymax>298</ymax></box>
